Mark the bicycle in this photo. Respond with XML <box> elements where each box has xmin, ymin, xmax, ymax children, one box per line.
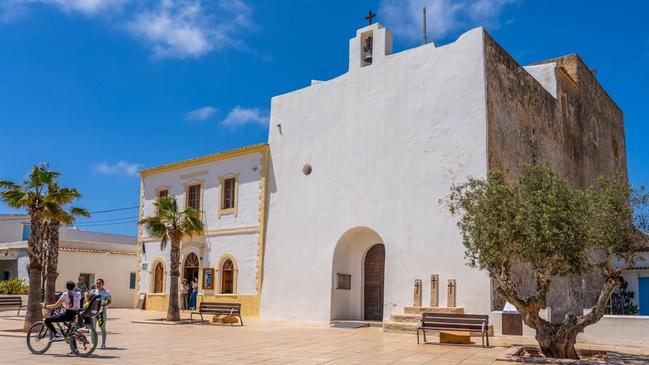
<box><xmin>26</xmin><ymin>296</ymin><xmax>102</xmax><ymax>357</ymax></box>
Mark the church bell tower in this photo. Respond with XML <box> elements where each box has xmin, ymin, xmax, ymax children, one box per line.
<box><xmin>349</xmin><ymin>23</ymin><xmax>393</xmax><ymax>71</ymax></box>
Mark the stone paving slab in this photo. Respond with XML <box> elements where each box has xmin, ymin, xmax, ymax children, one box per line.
<box><xmin>1</xmin><ymin>309</ymin><xmax>648</xmax><ymax>365</ymax></box>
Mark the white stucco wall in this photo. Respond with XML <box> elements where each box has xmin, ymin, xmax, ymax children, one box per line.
<box><xmin>614</xmin><ymin>252</ymin><xmax>649</xmax><ymax>313</ymax></box>
<box><xmin>138</xmin><ymin>150</ymin><xmax>265</xmax><ymax>296</ymax></box>
<box><xmin>56</xmin><ymin>249</ymin><xmax>137</xmax><ymax>308</ymax></box>
<box><xmin>0</xmin><ymin>215</ymin><xmax>29</xmax><ymax>242</ymax></box>
<box><xmin>523</xmin><ymin>62</ymin><xmax>557</xmax><ymax>98</ymax></box>
<box><xmin>261</xmin><ymin>26</ymin><xmax>491</xmax><ymax>322</ymax></box>
<box><xmin>140</xmin><ymin>152</ymin><xmax>264</xmax><ymax>236</ymax></box>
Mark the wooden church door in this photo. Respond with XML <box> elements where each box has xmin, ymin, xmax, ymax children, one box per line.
<box><xmin>364</xmin><ymin>244</ymin><xmax>385</xmax><ymax>320</ymax></box>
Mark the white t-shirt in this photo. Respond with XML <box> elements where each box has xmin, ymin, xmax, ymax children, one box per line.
<box><xmin>89</xmin><ymin>288</ymin><xmax>112</xmax><ymax>306</ymax></box>
<box><xmin>60</xmin><ymin>291</ymin><xmax>81</xmax><ymax>311</ymax></box>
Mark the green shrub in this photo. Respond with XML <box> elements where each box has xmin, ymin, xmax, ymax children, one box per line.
<box><xmin>0</xmin><ymin>278</ymin><xmax>28</xmax><ymax>295</ymax></box>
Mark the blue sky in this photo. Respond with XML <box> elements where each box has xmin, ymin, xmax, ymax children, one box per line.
<box><xmin>0</xmin><ymin>0</ymin><xmax>647</xmax><ymax>236</ymax></box>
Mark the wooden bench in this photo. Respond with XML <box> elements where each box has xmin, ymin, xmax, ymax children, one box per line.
<box><xmin>190</xmin><ymin>302</ymin><xmax>243</xmax><ymax>326</ymax></box>
<box><xmin>417</xmin><ymin>312</ymin><xmax>490</xmax><ymax>347</ymax></box>
<box><xmin>0</xmin><ymin>296</ymin><xmax>23</xmax><ymax>316</ymax></box>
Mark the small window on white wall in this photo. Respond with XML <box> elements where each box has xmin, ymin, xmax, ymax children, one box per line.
<box><xmin>129</xmin><ymin>272</ymin><xmax>136</xmax><ymax>289</ymax></box>
<box><xmin>336</xmin><ymin>273</ymin><xmax>351</xmax><ymax>290</ymax></box>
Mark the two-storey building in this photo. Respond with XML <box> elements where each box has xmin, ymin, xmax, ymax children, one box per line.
<box><xmin>136</xmin><ymin>144</ymin><xmax>268</xmax><ymax>316</ymax></box>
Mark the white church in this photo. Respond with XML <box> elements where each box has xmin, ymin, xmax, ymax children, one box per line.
<box><xmin>136</xmin><ymin>22</ymin><xmax>629</xmax><ymax>326</ymax></box>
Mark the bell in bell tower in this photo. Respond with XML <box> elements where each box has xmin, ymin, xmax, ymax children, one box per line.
<box><xmin>361</xmin><ymin>32</ymin><xmax>373</xmax><ymax>66</ymax></box>
<box><xmin>348</xmin><ymin>17</ymin><xmax>392</xmax><ymax>71</ymax></box>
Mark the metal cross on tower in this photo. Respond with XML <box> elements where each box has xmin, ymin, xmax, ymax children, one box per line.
<box><xmin>365</xmin><ymin>10</ymin><xmax>376</xmax><ymax>25</ymax></box>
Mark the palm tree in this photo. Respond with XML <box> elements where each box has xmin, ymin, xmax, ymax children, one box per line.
<box><xmin>139</xmin><ymin>196</ymin><xmax>203</xmax><ymax>321</ymax></box>
<box><xmin>0</xmin><ymin>165</ymin><xmax>60</xmax><ymax>330</ymax></box>
<box><xmin>42</xmin><ymin>183</ymin><xmax>90</xmax><ymax>304</ymax></box>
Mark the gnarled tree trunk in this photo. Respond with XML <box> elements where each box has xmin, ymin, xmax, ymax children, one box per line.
<box><xmin>496</xmin><ymin>270</ymin><xmax>621</xmax><ymax>359</ymax></box>
<box><xmin>23</xmin><ymin>216</ymin><xmax>45</xmax><ymax>331</ymax></box>
<box><xmin>44</xmin><ymin>221</ymin><xmax>60</xmax><ymax>304</ymax></box>
<box><xmin>532</xmin><ymin>315</ymin><xmax>580</xmax><ymax>359</ymax></box>
<box><xmin>166</xmin><ymin>237</ymin><xmax>181</xmax><ymax>321</ymax></box>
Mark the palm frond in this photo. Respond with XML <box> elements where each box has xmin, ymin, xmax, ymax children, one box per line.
<box><xmin>0</xmin><ymin>179</ymin><xmax>20</xmax><ymax>191</ymax></box>
<box><xmin>0</xmin><ymin>189</ymin><xmax>31</xmax><ymax>209</ymax></box>
<box><xmin>181</xmin><ymin>208</ymin><xmax>204</xmax><ymax>237</ymax></box>
<box><xmin>48</xmin><ymin>185</ymin><xmax>81</xmax><ymax>205</ymax></box>
<box><xmin>69</xmin><ymin>207</ymin><xmax>90</xmax><ymax>218</ymax></box>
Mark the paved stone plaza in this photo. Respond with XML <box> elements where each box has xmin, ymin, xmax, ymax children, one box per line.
<box><xmin>1</xmin><ymin>309</ymin><xmax>648</xmax><ymax>364</ymax></box>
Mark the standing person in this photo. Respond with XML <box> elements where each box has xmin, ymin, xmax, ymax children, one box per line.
<box><xmin>43</xmin><ymin>281</ymin><xmax>80</xmax><ymax>339</ymax></box>
<box><xmin>88</xmin><ymin>278</ymin><xmax>112</xmax><ymax>349</ymax></box>
<box><xmin>180</xmin><ymin>279</ymin><xmax>189</xmax><ymax>310</ymax></box>
<box><xmin>188</xmin><ymin>277</ymin><xmax>198</xmax><ymax>310</ymax></box>
<box><xmin>75</xmin><ymin>276</ymin><xmax>88</xmax><ymax>294</ymax></box>
<box><xmin>74</xmin><ymin>276</ymin><xmax>89</xmax><ymax>308</ymax></box>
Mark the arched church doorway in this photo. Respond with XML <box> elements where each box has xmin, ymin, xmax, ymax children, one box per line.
<box><xmin>330</xmin><ymin>227</ymin><xmax>385</xmax><ymax>321</ymax></box>
<box><xmin>364</xmin><ymin>244</ymin><xmax>385</xmax><ymax>320</ymax></box>
<box><xmin>183</xmin><ymin>253</ymin><xmax>199</xmax><ymax>284</ymax></box>
<box><xmin>153</xmin><ymin>262</ymin><xmax>164</xmax><ymax>293</ymax></box>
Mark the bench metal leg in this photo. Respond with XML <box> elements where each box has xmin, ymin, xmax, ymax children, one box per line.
<box><xmin>486</xmin><ymin>332</ymin><xmax>489</xmax><ymax>347</ymax></box>
<box><xmin>423</xmin><ymin>328</ymin><xmax>427</xmax><ymax>344</ymax></box>
<box><xmin>17</xmin><ymin>306</ymin><xmax>21</xmax><ymax>317</ymax></box>
<box><xmin>239</xmin><ymin>315</ymin><xmax>244</xmax><ymax>326</ymax></box>
<box><xmin>200</xmin><ymin>314</ymin><xmax>205</xmax><ymax>324</ymax></box>
<box><xmin>416</xmin><ymin>328</ymin><xmax>420</xmax><ymax>344</ymax></box>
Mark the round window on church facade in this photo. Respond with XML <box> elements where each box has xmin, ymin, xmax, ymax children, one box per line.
<box><xmin>303</xmin><ymin>164</ymin><xmax>312</xmax><ymax>176</ymax></box>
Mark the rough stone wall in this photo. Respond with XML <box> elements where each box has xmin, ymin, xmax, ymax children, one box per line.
<box><xmin>483</xmin><ymin>31</ymin><xmax>627</xmax><ymax>321</ymax></box>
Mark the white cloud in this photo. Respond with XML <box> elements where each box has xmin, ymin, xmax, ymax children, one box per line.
<box><xmin>126</xmin><ymin>0</ymin><xmax>255</xmax><ymax>59</ymax></box>
<box><xmin>185</xmin><ymin>106</ymin><xmax>216</xmax><ymax>121</ymax></box>
<box><xmin>1</xmin><ymin>0</ymin><xmax>125</xmax><ymax>19</ymax></box>
<box><xmin>221</xmin><ymin>106</ymin><xmax>268</xmax><ymax>127</ymax></box>
<box><xmin>39</xmin><ymin>0</ymin><xmax>125</xmax><ymax>15</ymax></box>
<box><xmin>2</xmin><ymin>0</ymin><xmax>257</xmax><ymax>59</ymax></box>
<box><xmin>378</xmin><ymin>0</ymin><xmax>517</xmax><ymax>42</ymax></box>
<box><xmin>93</xmin><ymin>161</ymin><xmax>142</xmax><ymax>176</ymax></box>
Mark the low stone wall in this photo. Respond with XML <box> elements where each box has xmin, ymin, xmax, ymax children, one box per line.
<box><xmin>198</xmin><ymin>294</ymin><xmax>260</xmax><ymax>317</ymax></box>
<box><xmin>144</xmin><ymin>293</ymin><xmax>168</xmax><ymax>311</ymax></box>
<box><xmin>577</xmin><ymin>315</ymin><xmax>649</xmax><ymax>348</ymax></box>
<box><xmin>141</xmin><ymin>293</ymin><xmax>260</xmax><ymax>317</ymax></box>
<box><xmin>491</xmin><ymin>310</ymin><xmax>649</xmax><ymax>348</ymax></box>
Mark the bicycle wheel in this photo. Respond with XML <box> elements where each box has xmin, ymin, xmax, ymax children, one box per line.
<box><xmin>71</xmin><ymin>322</ymin><xmax>97</xmax><ymax>357</ymax></box>
<box><xmin>26</xmin><ymin>322</ymin><xmax>52</xmax><ymax>354</ymax></box>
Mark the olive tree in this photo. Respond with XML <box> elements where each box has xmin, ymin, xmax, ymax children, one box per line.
<box><xmin>448</xmin><ymin>165</ymin><xmax>647</xmax><ymax>359</ymax></box>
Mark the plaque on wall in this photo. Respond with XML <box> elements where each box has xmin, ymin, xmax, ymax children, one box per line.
<box><xmin>136</xmin><ymin>293</ymin><xmax>146</xmax><ymax>310</ymax></box>
<box><xmin>203</xmin><ymin>268</ymin><xmax>215</xmax><ymax>290</ymax></box>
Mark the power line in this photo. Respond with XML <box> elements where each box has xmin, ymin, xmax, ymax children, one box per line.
<box><xmin>88</xmin><ymin>206</ymin><xmax>140</xmax><ymax>214</ymax></box>
<box><xmin>73</xmin><ymin>220</ymin><xmax>139</xmax><ymax>227</ymax></box>
<box><xmin>0</xmin><ymin>205</ymin><xmax>139</xmax><ymax>221</ymax></box>
<box><xmin>74</xmin><ymin>216</ymin><xmax>139</xmax><ymax>225</ymax></box>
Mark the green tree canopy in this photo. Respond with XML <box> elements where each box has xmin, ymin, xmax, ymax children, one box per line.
<box><xmin>448</xmin><ymin>164</ymin><xmax>647</xmax><ymax>359</ymax></box>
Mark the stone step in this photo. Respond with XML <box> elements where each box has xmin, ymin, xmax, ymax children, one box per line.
<box><xmin>403</xmin><ymin>306</ymin><xmax>465</xmax><ymax>315</ymax></box>
<box><xmin>389</xmin><ymin>313</ymin><xmax>422</xmax><ymax>323</ymax></box>
<box><xmin>383</xmin><ymin>321</ymin><xmax>418</xmax><ymax>333</ymax></box>
<box><xmin>330</xmin><ymin>320</ymin><xmax>383</xmax><ymax>328</ymax></box>
<box><xmin>383</xmin><ymin>321</ymin><xmax>494</xmax><ymax>337</ymax></box>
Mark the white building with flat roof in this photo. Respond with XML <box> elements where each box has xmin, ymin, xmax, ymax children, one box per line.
<box><xmin>0</xmin><ymin>214</ymin><xmax>137</xmax><ymax>307</ymax></box>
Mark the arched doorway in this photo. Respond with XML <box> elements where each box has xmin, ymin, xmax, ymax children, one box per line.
<box><xmin>183</xmin><ymin>253</ymin><xmax>199</xmax><ymax>284</ymax></box>
<box><xmin>364</xmin><ymin>244</ymin><xmax>385</xmax><ymax>320</ymax></box>
<box><xmin>331</xmin><ymin>227</ymin><xmax>385</xmax><ymax>321</ymax></box>
<box><xmin>153</xmin><ymin>262</ymin><xmax>164</xmax><ymax>293</ymax></box>
<box><xmin>221</xmin><ymin>259</ymin><xmax>234</xmax><ymax>294</ymax></box>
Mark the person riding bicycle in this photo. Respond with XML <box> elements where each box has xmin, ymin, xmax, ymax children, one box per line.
<box><xmin>42</xmin><ymin>280</ymin><xmax>80</xmax><ymax>340</ymax></box>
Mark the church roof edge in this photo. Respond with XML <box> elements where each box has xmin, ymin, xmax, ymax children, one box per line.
<box><xmin>140</xmin><ymin>143</ymin><xmax>268</xmax><ymax>177</ymax></box>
